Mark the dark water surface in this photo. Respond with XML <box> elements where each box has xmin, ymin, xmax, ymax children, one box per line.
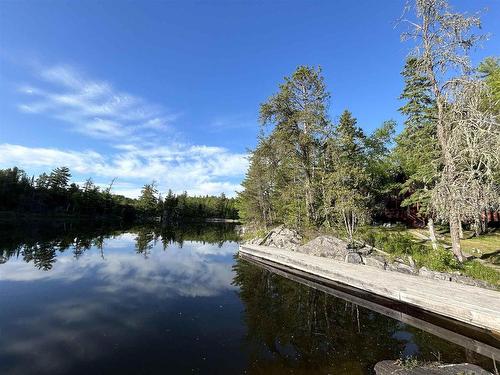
<box><xmin>0</xmin><ymin>222</ymin><xmax>496</xmax><ymax>374</ymax></box>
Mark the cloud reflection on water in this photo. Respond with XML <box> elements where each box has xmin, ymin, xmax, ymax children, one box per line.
<box><xmin>0</xmin><ymin>233</ymin><xmax>238</xmax><ymax>297</ymax></box>
<box><xmin>0</xmin><ymin>231</ymin><xmax>240</xmax><ymax>374</ymax></box>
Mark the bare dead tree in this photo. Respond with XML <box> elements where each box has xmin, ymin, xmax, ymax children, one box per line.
<box><xmin>432</xmin><ymin>79</ymin><xmax>500</xmax><ymax>236</ymax></box>
<box><xmin>400</xmin><ymin>0</ymin><xmax>490</xmax><ymax>261</ymax></box>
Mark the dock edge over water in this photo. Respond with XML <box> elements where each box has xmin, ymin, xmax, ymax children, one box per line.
<box><xmin>239</xmin><ymin>244</ymin><xmax>500</xmax><ymax>346</ymax></box>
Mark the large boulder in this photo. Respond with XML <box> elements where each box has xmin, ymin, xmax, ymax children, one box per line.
<box><xmin>297</xmin><ymin>235</ymin><xmax>351</xmax><ymax>260</ymax></box>
<box><xmin>345</xmin><ymin>252</ymin><xmax>363</xmax><ymax>264</ymax></box>
<box><xmin>259</xmin><ymin>225</ymin><xmax>303</xmax><ymax>250</ymax></box>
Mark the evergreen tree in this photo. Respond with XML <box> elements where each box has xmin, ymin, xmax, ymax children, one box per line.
<box><xmin>48</xmin><ymin>166</ymin><xmax>71</xmax><ymax>191</ymax></box>
<box><xmin>259</xmin><ymin>65</ymin><xmax>331</xmax><ymax>226</ymax></box>
<box><xmin>394</xmin><ymin>57</ymin><xmax>440</xmax><ymax>247</ymax></box>
<box><xmin>137</xmin><ymin>182</ymin><xmax>159</xmax><ymax>217</ymax></box>
<box><xmin>322</xmin><ymin>110</ymin><xmax>370</xmax><ymax>243</ymax></box>
<box><xmin>402</xmin><ymin>0</ymin><xmax>493</xmax><ymax>261</ymax></box>
<box><xmin>478</xmin><ymin>57</ymin><xmax>500</xmax><ymax>114</ymax></box>
<box><xmin>35</xmin><ymin>173</ymin><xmax>50</xmax><ymax>189</ymax></box>
<box><xmin>237</xmin><ymin>139</ymin><xmax>277</xmax><ymax>227</ymax></box>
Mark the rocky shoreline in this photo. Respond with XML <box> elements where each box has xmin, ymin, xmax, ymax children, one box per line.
<box><xmin>244</xmin><ymin>225</ymin><xmax>495</xmax><ymax>290</ymax></box>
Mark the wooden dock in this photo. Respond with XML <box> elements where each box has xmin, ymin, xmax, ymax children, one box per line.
<box><xmin>239</xmin><ymin>244</ymin><xmax>500</xmax><ymax>351</ymax></box>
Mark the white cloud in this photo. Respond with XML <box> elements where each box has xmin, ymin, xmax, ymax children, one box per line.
<box><xmin>8</xmin><ymin>63</ymin><xmax>250</xmax><ymax>196</ymax></box>
<box><xmin>18</xmin><ymin>64</ymin><xmax>175</xmax><ymax>139</ymax></box>
<box><xmin>0</xmin><ymin>143</ymin><xmax>248</xmax><ymax>197</ymax></box>
<box><xmin>0</xmin><ymin>144</ymin><xmax>104</xmax><ymax>173</ymax></box>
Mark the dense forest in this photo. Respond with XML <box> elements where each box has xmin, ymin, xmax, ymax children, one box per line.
<box><xmin>0</xmin><ymin>166</ymin><xmax>238</xmax><ymax>222</ymax></box>
<box><xmin>236</xmin><ymin>0</ymin><xmax>500</xmax><ymax>262</ymax></box>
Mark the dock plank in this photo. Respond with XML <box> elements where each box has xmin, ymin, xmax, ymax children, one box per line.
<box><xmin>239</xmin><ymin>244</ymin><xmax>500</xmax><ymax>335</ymax></box>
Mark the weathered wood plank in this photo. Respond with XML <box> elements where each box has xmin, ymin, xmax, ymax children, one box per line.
<box><xmin>239</xmin><ymin>244</ymin><xmax>500</xmax><ymax>336</ymax></box>
<box><xmin>240</xmin><ymin>252</ymin><xmax>500</xmax><ymax>359</ymax></box>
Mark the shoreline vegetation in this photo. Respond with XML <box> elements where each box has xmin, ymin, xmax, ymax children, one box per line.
<box><xmin>0</xmin><ymin>166</ymin><xmax>239</xmax><ymax>225</ymax></box>
<box><xmin>242</xmin><ymin>225</ymin><xmax>500</xmax><ymax>289</ymax></box>
<box><xmin>236</xmin><ymin>0</ymin><xmax>500</xmax><ymax>292</ymax></box>
<box><xmin>0</xmin><ymin>0</ymin><xmax>498</xmax><ymax>294</ymax></box>
<box><xmin>0</xmin><ymin>221</ymin><xmax>240</xmax><ymax>270</ymax></box>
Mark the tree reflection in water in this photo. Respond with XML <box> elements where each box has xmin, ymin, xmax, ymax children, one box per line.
<box><xmin>232</xmin><ymin>258</ymin><xmax>495</xmax><ymax>374</ymax></box>
<box><xmin>0</xmin><ymin>221</ymin><xmax>495</xmax><ymax>374</ymax></box>
<box><xmin>0</xmin><ymin>221</ymin><xmax>239</xmax><ymax>270</ymax></box>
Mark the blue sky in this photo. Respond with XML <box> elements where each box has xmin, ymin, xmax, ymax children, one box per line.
<box><xmin>1</xmin><ymin>0</ymin><xmax>498</xmax><ymax>197</ymax></box>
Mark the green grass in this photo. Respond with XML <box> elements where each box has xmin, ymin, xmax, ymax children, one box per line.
<box><xmin>410</xmin><ymin>227</ymin><xmax>500</xmax><ymax>255</ymax></box>
<box><xmin>454</xmin><ymin>231</ymin><xmax>500</xmax><ymax>255</ymax></box>
<box><xmin>355</xmin><ymin>226</ymin><xmax>500</xmax><ymax>288</ymax></box>
<box><xmin>461</xmin><ymin>261</ymin><xmax>500</xmax><ymax>286</ymax></box>
<box><xmin>241</xmin><ymin>227</ymin><xmax>268</xmax><ymax>242</ymax></box>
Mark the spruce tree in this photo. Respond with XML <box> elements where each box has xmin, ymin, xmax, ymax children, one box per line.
<box><xmin>395</xmin><ymin>57</ymin><xmax>440</xmax><ymax>248</ymax></box>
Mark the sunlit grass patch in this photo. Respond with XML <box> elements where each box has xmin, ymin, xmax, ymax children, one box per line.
<box><xmin>355</xmin><ymin>225</ymin><xmax>500</xmax><ymax>287</ymax></box>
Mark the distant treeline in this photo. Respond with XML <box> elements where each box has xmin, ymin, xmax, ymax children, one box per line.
<box><xmin>0</xmin><ymin>166</ymin><xmax>239</xmax><ymax>222</ymax></box>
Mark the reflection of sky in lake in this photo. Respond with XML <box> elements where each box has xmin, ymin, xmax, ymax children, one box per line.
<box><xmin>0</xmin><ymin>233</ymin><xmax>238</xmax><ymax>297</ymax></box>
<box><xmin>0</xmin><ymin>229</ymin><xmax>495</xmax><ymax>374</ymax></box>
<box><xmin>0</xmin><ymin>233</ymin><xmax>244</xmax><ymax>375</ymax></box>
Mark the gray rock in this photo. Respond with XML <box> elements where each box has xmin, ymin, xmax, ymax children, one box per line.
<box><xmin>451</xmin><ymin>275</ymin><xmax>493</xmax><ymax>289</ymax></box>
<box><xmin>389</xmin><ymin>261</ymin><xmax>417</xmax><ymax>275</ymax></box>
<box><xmin>345</xmin><ymin>252</ymin><xmax>363</xmax><ymax>264</ymax></box>
<box><xmin>297</xmin><ymin>235</ymin><xmax>350</xmax><ymax>260</ymax></box>
<box><xmin>418</xmin><ymin>267</ymin><xmax>451</xmax><ymax>281</ymax></box>
<box><xmin>259</xmin><ymin>225</ymin><xmax>303</xmax><ymax>250</ymax></box>
<box><xmin>244</xmin><ymin>237</ymin><xmax>265</xmax><ymax>246</ymax></box>
<box><xmin>418</xmin><ymin>267</ymin><xmax>495</xmax><ymax>289</ymax></box>
<box><xmin>363</xmin><ymin>255</ymin><xmax>387</xmax><ymax>270</ymax></box>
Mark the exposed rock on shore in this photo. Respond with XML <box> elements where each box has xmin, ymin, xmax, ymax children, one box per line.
<box><xmin>244</xmin><ymin>225</ymin><xmax>303</xmax><ymax>250</ymax></box>
<box><xmin>296</xmin><ymin>235</ymin><xmax>350</xmax><ymax>259</ymax></box>
<box><xmin>244</xmin><ymin>226</ymin><xmax>496</xmax><ymax>289</ymax></box>
<box><xmin>418</xmin><ymin>267</ymin><xmax>492</xmax><ymax>289</ymax></box>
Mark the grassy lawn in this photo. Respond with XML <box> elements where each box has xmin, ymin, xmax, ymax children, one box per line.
<box><xmin>353</xmin><ymin>225</ymin><xmax>500</xmax><ymax>287</ymax></box>
<box><xmin>367</xmin><ymin>226</ymin><xmax>499</xmax><ymax>257</ymax></box>
<box><xmin>448</xmin><ymin>231</ymin><xmax>499</xmax><ymax>255</ymax></box>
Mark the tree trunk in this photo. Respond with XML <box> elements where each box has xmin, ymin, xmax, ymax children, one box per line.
<box><xmin>428</xmin><ymin>218</ymin><xmax>438</xmax><ymax>250</ymax></box>
<box><xmin>474</xmin><ymin>215</ymin><xmax>482</xmax><ymax>237</ymax></box>
<box><xmin>304</xmin><ymin>168</ymin><xmax>315</xmax><ymax>225</ymax></box>
<box><xmin>449</xmin><ymin>214</ymin><xmax>464</xmax><ymax>262</ymax></box>
<box><xmin>482</xmin><ymin>211</ymin><xmax>488</xmax><ymax>234</ymax></box>
<box><xmin>421</xmin><ymin>12</ymin><xmax>465</xmax><ymax>263</ymax></box>
<box><xmin>459</xmin><ymin>220</ymin><xmax>464</xmax><ymax>239</ymax></box>
<box><xmin>343</xmin><ymin>210</ymin><xmax>353</xmax><ymax>245</ymax></box>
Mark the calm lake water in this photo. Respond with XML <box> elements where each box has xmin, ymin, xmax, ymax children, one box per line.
<box><xmin>0</xmin><ymin>222</ymin><xmax>496</xmax><ymax>374</ymax></box>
